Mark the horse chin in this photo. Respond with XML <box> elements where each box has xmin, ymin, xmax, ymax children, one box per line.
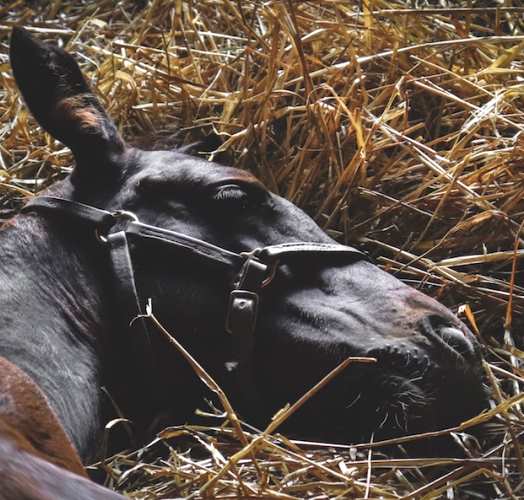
<box><xmin>258</xmin><ymin>355</ymin><xmax>488</xmax><ymax>451</ymax></box>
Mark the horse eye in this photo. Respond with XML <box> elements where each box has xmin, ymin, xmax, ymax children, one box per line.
<box><xmin>212</xmin><ymin>184</ymin><xmax>250</xmax><ymax>208</ymax></box>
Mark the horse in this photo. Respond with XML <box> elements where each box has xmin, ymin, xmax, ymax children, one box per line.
<box><xmin>0</xmin><ymin>434</ymin><xmax>124</xmax><ymax>499</ymax></box>
<box><xmin>0</xmin><ymin>27</ymin><xmax>487</xmax><ymax>495</ymax></box>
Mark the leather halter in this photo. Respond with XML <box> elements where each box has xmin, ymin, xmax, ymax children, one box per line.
<box><xmin>22</xmin><ymin>196</ymin><xmax>369</xmax><ymax>408</ymax></box>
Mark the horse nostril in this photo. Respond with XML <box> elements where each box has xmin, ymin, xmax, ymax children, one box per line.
<box><xmin>422</xmin><ymin>316</ymin><xmax>477</xmax><ymax>359</ymax></box>
<box><xmin>439</xmin><ymin>326</ymin><xmax>476</xmax><ymax>356</ymax></box>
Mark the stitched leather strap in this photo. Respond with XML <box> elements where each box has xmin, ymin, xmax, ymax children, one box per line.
<box><xmin>22</xmin><ymin>196</ymin><xmax>115</xmax><ymax>227</ymax></box>
<box><xmin>225</xmin><ymin>257</ymin><xmax>270</xmax><ymax>413</ymax></box>
<box><xmin>107</xmin><ymin>231</ymin><xmax>155</xmax><ymax>372</ymax></box>
<box><xmin>22</xmin><ymin>196</ymin><xmax>368</xmax><ymax>269</ymax></box>
<box><xmin>255</xmin><ymin>241</ymin><xmax>368</xmax><ymax>261</ymax></box>
<box><xmin>127</xmin><ymin>222</ymin><xmax>242</xmax><ymax>268</ymax></box>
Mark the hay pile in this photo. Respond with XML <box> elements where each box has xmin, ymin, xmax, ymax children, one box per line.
<box><xmin>1</xmin><ymin>0</ymin><xmax>524</xmax><ymax>498</ymax></box>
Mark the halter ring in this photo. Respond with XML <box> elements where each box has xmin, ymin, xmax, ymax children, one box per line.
<box><xmin>96</xmin><ymin>210</ymin><xmax>139</xmax><ymax>244</ymax></box>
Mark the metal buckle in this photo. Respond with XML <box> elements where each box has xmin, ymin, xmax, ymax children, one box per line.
<box><xmin>225</xmin><ymin>290</ymin><xmax>259</xmax><ymax>335</ymax></box>
<box><xmin>95</xmin><ymin>210</ymin><xmax>139</xmax><ymax>244</ymax></box>
<box><xmin>239</xmin><ymin>250</ymin><xmax>280</xmax><ymax>289</ymax></box>
<box><xmin>261</xmin><ymin>258</ymin><xmax>279</xmax><ymax>288</ymax></box>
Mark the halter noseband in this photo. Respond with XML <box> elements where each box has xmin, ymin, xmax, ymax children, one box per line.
<box><xmin>22</xmin><ymin>196</ymin><xmax>369</xmax><ymax>410</ymax></box>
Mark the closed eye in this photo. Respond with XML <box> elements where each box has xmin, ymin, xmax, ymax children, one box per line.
<box><xmin>138</xmin><ymin>174</ymin><xmax>269</xmax><ymax>210</ymax></box>
<box><xmin>213</xmin><ymin>184</ymin><xmax>249</xmax><ymax>206</ymax></box>
<box><xmin>209</xmin><ymin>179</ymin><xmax>269</xmax><ymax>211</ymax></box>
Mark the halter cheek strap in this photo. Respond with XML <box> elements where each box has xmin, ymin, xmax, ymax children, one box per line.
<box><xmin>21</xmin><ymin>196</ymin><xmax>369</xmax><ymax>409</ymax></box>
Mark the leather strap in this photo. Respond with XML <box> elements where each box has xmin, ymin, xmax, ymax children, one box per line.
<box><xmin>226</xmin><ymin>257</ymin><xmax>268</xmax><ymax>343</ymax></box>
<box><xmin>22</xmin><ymin>197</ymin><xmax>368</xmax><ymax>266</ymax></box>
<box><xmin>255</xmin><ymin>241</ymin><xmax>368</xmax><ymax>261</ymax></box>
<box><xmin>225</xmin><ymin>256</ymin><xmax>271</xmax><ymax>413</ymax></box>
<box><xmin>127</xmin><ymin>222</ymin><xmax>242</xmax><ymax>268</ymax></box>
<box><xmin>22</xmin><ymin>196</ymin><xmax>114</xmax><ymax>227</ymax></box>
<box><xmin>106</xmin><ymin>231</ymin><xmax>155</xmax><ymax>372</ymax></box>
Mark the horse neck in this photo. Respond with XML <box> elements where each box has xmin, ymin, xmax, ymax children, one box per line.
<box><xmin>0</xmin><ymin>200</ymin><xmax>111</xmax><ymax>461</ymax></box>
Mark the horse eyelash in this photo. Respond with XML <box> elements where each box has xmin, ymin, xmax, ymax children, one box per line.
<box><xmin>213</xmin><ymin>185</ymin><xmax>249</xmax><ymax>203</ymax></box>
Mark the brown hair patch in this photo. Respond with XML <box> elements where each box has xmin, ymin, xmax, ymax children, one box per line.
<box><xmin>56</xmin><ymin>94</ymin><xmax>101</xmax><ymax>132</ymax></box>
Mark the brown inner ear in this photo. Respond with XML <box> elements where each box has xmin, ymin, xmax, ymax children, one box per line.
<box><xmin>55</xmin><ymin>94</ymin><xmax>102</xmax><ymax>134</ymax></box>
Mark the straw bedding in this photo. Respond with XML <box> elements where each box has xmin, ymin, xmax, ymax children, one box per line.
<box><xmin>1</xmin><ymin>1</ymin><xmax>524</xmax><ymax>498</ymax></box>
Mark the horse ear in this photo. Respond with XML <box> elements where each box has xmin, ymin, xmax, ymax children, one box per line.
<box><xmin>9</xmin><ymin>27</ymin><xmax>125</xmax><ymax>169</ymax></box>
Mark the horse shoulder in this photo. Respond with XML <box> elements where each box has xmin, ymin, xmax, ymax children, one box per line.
<box><xmin>0</xmin><ymin>435</ymin><xmax>125</xmax><ymax>500</ymax></box>
<box><xmin>0</xmin><ymin>355</ymin><xmax>85</xmax><ymax>477</ymax></box>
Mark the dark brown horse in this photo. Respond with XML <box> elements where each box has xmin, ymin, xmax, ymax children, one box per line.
<box><xmin>0</xmin><ymin>27</ymin><xmax>486</xmax><ymax>497</ymax></box>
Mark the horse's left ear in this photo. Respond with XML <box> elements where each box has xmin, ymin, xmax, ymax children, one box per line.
<box><xmin>9</xmin><ymin>27</ymin><xmax>125</xmax><ymax>169</ymax></box>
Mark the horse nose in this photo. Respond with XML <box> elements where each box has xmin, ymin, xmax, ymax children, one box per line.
<box><xmin>420</xmin><ymin>315</ymin><xmax>478</xmax><ymax>360</ymax></box>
